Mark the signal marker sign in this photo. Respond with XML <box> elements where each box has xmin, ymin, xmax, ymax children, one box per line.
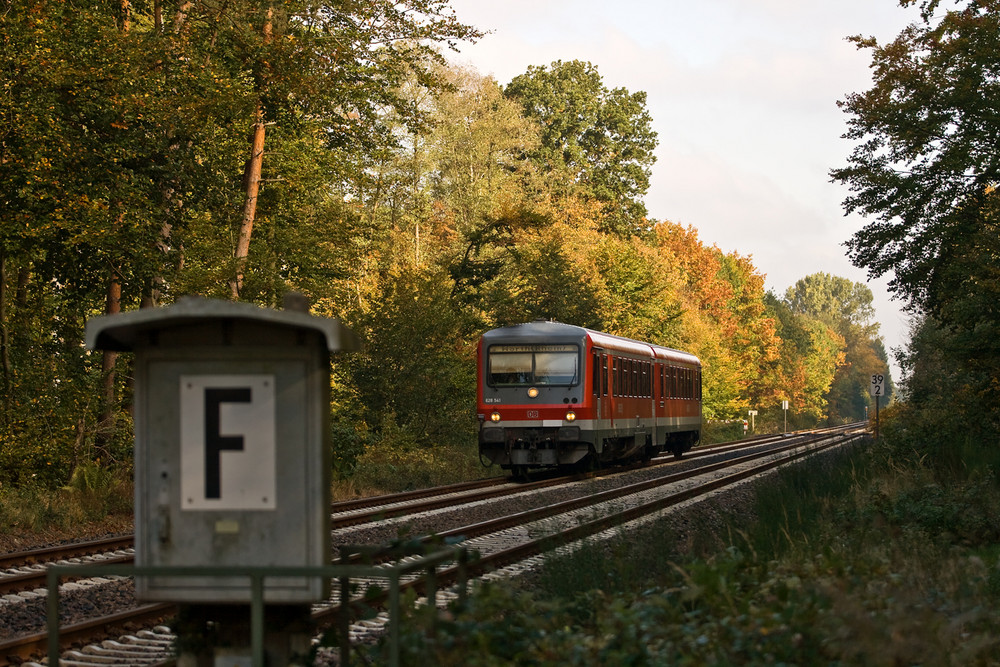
<box><xmin>180</xmin><ymin>375</ymin><xmax>277</xmax><ymax>510</ymax></box>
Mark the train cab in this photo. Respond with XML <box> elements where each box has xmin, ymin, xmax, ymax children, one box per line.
<box><xmin>477</xmin><ymin>321</ymin><xmax>701</xmax><ymax>476</ymax></box>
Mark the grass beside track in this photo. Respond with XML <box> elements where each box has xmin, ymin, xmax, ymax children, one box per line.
<box><xmin>352</xmin><ymin>429</ymin><xmax>1000</xmax><ymax>665</ymax></box>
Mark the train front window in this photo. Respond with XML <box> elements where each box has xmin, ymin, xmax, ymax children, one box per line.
<box><xmin>488</xmin><ymin>344</ymin><xmax>579</xmax><ymax>386</ymax></box>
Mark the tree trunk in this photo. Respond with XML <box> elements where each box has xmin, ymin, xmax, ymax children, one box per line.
<box><xmin>95</xmin><ymin>274</ymin><xmax>121</xmax><ymax>460</ymax></box>
<box><xmin>15</xmin><ymin>266</ymin><xmax>28</xmax><ymax>308</ymax></box>
<box><xmin>229</xmin><ymin>7</ymin><xmax>273</xmax><ymax>300</ymax></box>
<box><xmin>120</xmin><ymin>0</ymin><xmax>131</xmax><ymax>32</ymax></box>
<box><xmin>0</xmin><ymin>248</ymin><xmax>11</xmax><ymax>421</ymax></box>
<box><xmin>231</xmin><ymin>102</ymin><xmax>266</xmax><ymax>300</ymax></box>
<box><xmin>92</xmin><ymin>1</ymin><xmax>131</xmax><ymax>460</ymax></box>
<box><xmin>173</xmin><ymin>0</ymin><xmax>192</xmax><ymax>33</ymax></box>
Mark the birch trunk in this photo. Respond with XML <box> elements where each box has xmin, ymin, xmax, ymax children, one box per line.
<box><xmin>229</xmin><ymin>7</ymin><xmax>273</xmax><ymax>300</ymax></box>
<box><xmin>231</xmin><ymin>102</ymin><xmax>266</xmax><ymax>299</ymax></box>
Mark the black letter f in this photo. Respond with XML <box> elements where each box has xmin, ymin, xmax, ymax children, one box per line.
<box><xmin>204</xmin><ymin>388</ymin><xmax>252</xmax><ymax>499</ymax></box>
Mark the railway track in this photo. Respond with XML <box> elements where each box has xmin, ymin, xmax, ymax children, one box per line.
<box><xmin>0</xmin><ymin>436</ymin><xmax>767</xmax><ymax>599</ymax></box>
<box><xmin>0</xmin><ymin>425</ymin><xmax>867</xmax><ymax>665</ymax></box>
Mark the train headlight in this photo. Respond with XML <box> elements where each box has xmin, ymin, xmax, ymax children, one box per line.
<box><xmin>490</xmin><ymin>411</ymin><xmax>501</xmax><ymax>422</ymax></box>
<box><xmin>527</xmin><ymin>387</ymin><xmax>539</xmax><ymax>398</ymax></box>
<box><xmin>565</xmin><ymin>411</ymin><xmax>576</xmax><ymax>422</ymax></box>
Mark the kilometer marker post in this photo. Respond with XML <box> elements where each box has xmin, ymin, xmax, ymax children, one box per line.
<box><xmin>870</xmin><ymin>373</ymin><xmax>885</xmax><ymax>440</ymax></box>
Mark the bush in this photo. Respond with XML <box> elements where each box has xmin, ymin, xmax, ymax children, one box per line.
<box><xmin>701</xmin><ymin>420</ymin><xmax>747</xmax><ymax>444</ymax></box>
<box><xmin>346</xmin><ymin>415</ymin><xmax>486</xmax><ymax>493</ymax></box>
<box><xmin>0</xmin><ymin>465</ymin><xmax>133</xmax><ymax>534</ymax></box>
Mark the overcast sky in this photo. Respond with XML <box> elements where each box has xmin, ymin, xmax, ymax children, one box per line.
<box><xmin>447</xmin><ymin>0</ymin><xmax>925</xmax><ymax>381</ymax></box>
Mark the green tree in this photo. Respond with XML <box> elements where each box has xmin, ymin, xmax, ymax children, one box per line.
<box><xmin>504</xmin><ymin>60</ymin><xmax>658</xmax><ymax>237</ymax></box>
<box><xmin>0</xmin><ymin>0</ymin><xmax>483</xmax><ymax>483</ymax></box>
<box><xmin>831</xmin><ymin>1</ymin><xmax>1000</xmax><ymax>316</ymax></box>
<box><xmin>344</xmin><ymin>265</ymin><xmax>477</xmax><ymax>448</ymax></box>
<box><xmin>829</xmin><ymin>2</ymin><xmax>1000</xmax><ymax>427</ymax></box>
<box><xmin>785</xmin><ymin>273</ymin><xmax>889</xmax><ymax>421</ymax></box>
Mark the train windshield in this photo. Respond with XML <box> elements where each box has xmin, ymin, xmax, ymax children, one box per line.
<box><xmin>488</xmin><ymin>344</ymin><xmax>579</xmax><ymax>386</ymax></box>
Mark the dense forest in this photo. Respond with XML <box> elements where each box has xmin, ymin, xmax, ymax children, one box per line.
<box><xmin>0</xmin><ymin>0</ymin><xmax>890</xmax><ymax>486</ymax></box>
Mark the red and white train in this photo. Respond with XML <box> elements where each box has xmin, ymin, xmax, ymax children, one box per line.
<box><xmin>477</xmin><ymin>321</ymin><xmax>702</xmax><ymax>476</ymax></box>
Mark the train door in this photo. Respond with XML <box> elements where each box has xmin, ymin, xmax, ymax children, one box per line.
<box><xmin>654</xmin><ymin>363</ymin><xmax>664</xmax><ymax>449</ymax></box>
<box><xmin>591</xmin><ymin>350</ymin><xmax>604</xmax><ymax>423</ymax></box>
<box><xmin>602</xmin><ymin>353</ymin><xmax>611</xmax><ymax>423</ymax></box>
<box><xmin>605</xmin><ymin>354</ymin><xmax>615</xmax><ymax>426</ymax></box>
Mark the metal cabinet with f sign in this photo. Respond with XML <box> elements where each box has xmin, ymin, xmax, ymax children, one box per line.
<box><xmin>86</xmin><ymin>295</ymin><xmax>361</xmax><ymax>604</ymax></box>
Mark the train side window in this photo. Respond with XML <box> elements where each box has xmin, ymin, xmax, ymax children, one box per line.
<box><xmin>619</xmin><ymin>358</ymin><xmax>624</xmax><ymax>397</ymax></box>
<box><xmin>599</xmin><ymin>357</ymin><xmax>604</xmax><ymax>397</ymax></box>
<box><xmin>618</xmin><ymin>358</ymin><xmax>623</xmax><ymax>397</ymax></box>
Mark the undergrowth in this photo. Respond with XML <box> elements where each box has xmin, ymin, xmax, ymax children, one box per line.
<box><xmin>361</xmin><ymin>423</ymin><xmax>1000</xmax><ymax>665</ymax></box>
<box><xmin>0</xmin><ymin>462</ymin><xmax>133</xmax><ymax>536</ymax></box>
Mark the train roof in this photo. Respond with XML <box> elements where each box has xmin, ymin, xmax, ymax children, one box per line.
<box><xmin>480</xmin><ymin>321</ymin><xmax>700</xmax><ymax>367</ymax></box>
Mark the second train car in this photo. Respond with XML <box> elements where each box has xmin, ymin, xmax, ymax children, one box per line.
<box><xmin>477</xmin><ymin>321</ymin><xmax>702</xmax><ymax>476</ymax></box>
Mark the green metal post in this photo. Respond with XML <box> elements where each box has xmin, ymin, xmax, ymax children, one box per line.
<box><xmin>389</xmin><ymin>570</ymin><xmax>401</xmax><ymax>667</ymax></box>
<box><xmin>47</xmin><ymin>568</ymin><xmax>60</xmax><ymax>666</ymax></box>
<box><xmin>251</xmin><ymin>574</ymin><xmax>265</xmax><ymax>666</ymax></box>
<box><xmin>340</xmin><ymin>550</ymin><xmax>351</xmax><ymax>667</ymax></box>
<box><xmin>458</xmin><ymin>547</ymin><xmax>468</xmax><ymax>607</ymax></box>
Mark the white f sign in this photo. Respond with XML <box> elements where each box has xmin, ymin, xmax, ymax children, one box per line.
<box><xmin>180</xmin><ymin>375</ymin><xmax>277</xmax><ymax>510</ymax></box>
<box><xmin>870</xmin><ymin>374</ymin><xmax>886</xmax><ymax>398</ymax></box>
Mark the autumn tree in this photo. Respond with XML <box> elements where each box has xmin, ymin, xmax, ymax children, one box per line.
<box><xmin>646</xmin><ymin>222</ymin><xmax>780</xmax><ymax>419</ymax></box>
<box><xmin>764</xmin><ymin>293</ymin><xmax>845</xmax><ymax>427</ymax></box>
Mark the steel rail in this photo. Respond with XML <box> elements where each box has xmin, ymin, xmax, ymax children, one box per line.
<box><xmin>2</xmin><ymin>425</ymin><xmax>842</xmax><ymax>574</ymax></box>
<box><xmin>0</xmin><ymin>427</ymin><xmax>858</xmax><ymax>596</ymax></box>
<box><xmin>0</xmin><ymin>602</ymin><xmax>175</xmax><ymax>663</ymax></box>
<box><xmin>0</xmin><ymin>536</ymin><xmax>134</xmax><ymax>570</ymax></box>
<box><xmin>4</xmin><ymin>426</ymin><xmax>864</xmax><ymax>664</ymax></box>
<box><xmin>315</xmin><ymin>426</ymin><xmax>865</xmax><ymax>622</ymax></box>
